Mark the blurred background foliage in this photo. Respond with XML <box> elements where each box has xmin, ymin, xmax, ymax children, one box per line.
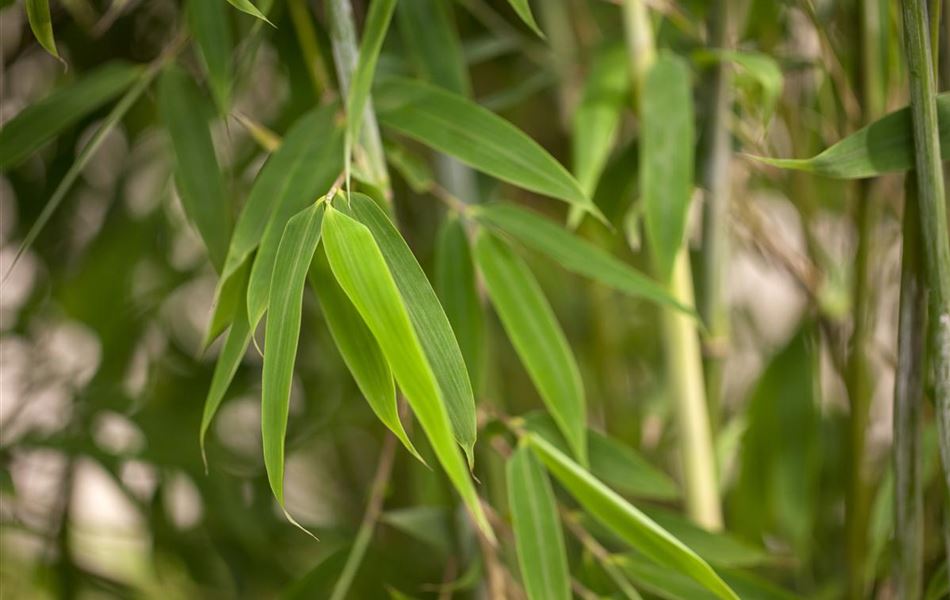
<box><xmin>0</xmin><ymin>0</ymin><xmax>948</xmax><ymax>598</ymax></box>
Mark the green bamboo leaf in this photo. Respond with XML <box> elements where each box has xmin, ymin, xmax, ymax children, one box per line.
<box><xmin>25</xmin><ymin>0</ymin><xmax>60</xmax><ymax>60</ymax></box>
<box><xmin>381</xmin><ymin>506</ymin><xmax>453</xmax><ymax>554</ymax></box>
<box><xmin>473</xmin><ymin>203</ymin><xmax>690</xmax><ymax>314</ymax></box>
<box><xmin>157</xmin><ymin>66</ymin><xmax>231</xmax><ymax>271</ymax></box>
<box><xmin>200</xmin><ymin>266</ymin><xmax>252</xmax><ymax>468</ymax></box>
<box><xmin>754</xmin><ymin>93</ymin><xmax>950</xmax><ymax>178</ymax></box>
<box><xmin>346</xmin><ymin>0</ymin><xmax>396</xmax><ymax>147</ymax></box>
<box><xmin>507</xmin><ymin>445</ymin><xmax>571</xmax><ymax>600</ymax></box>
<box><xmin>694</xmin><ymin>50</ymin><xmax>782</xmax><ymax>121</ymax></box>
<box><xmin>641</xmin><ymin>507</ymin><xmax>770</xmax><ymax>569</ymax></box>
<box><xmin>526</xmin><ymin>433</ymin><xmax>739</xmax><ymax>600</ymax></box>
<box><xmin>573</xmin><ymin>45</ymin><xmax>628</xmax><ymax>197</ymax></box>
<box><xmin>187</xmin><ymin>0</ymin><xmax>233</xmax><ymax>113</ymax></box>
<box><xmin>435</xmin><ymin>215</ymin><xmax>484</xmax><ymax>394</ymax></box>
<box><xmin>474</xmin><ymin>230</ymin><xmax>587</xmax><ymax>465</ymax></box>
<box><xmin>396</xmin><ymin>0</ymin><xmax>471</xmax><ymax>95</ymax></box>
<box><xmin>505</xmin><ymin>0</ymin><xmax>545</xmax><ymax>38</ymax></box>
<box><xmin>374</xmin><ymin>77</ymin><xmax>602</xmax><ymax>221</ymax></box>
<box><xmin>383</xmin><ymin>140</ymin><xmax>435</xmax><ymax>193</ymax></box>
<box><xmin>321</xmin><ymin>204</ymin><xmax>493</xmax><ymax>542</ymax></box>
<box><xmin>309</xmin><ymin>248</ymin><xmax>423</xmax><ymax>463</ymax></box>
<box><xmin>225</xmin><ymin>0</ymin><xmax>273</xmax><ymax>25</ymax></box>
<box><xmin>261</xmin><ymin>202</ymin><xmax>325</xmax><ymax>507</ymax></box>
<box><xmin>0</xmin><ymin>61</ymin><xmax>141</xmax><ymax>169</ymax></box>
<box><xmin>641</xmin><ymin>53</ymin><xmax>694</xmax><ymax>282</ymax></box>
<box><xmin>616</xmin><ymin>555</ymin><xmax>799</xmax><ymax>600</ymax></box>
<box><xmin>203</xmin><ymin>259</ymin><xmax>251</xmax><ymax>350</ymax></box>
<box><xmin>343</xmin><ymin>194</ymin><xmax>477</xmax><ymax>464</ymax></box>
<box><xmin>240</xmin><ymin>104</ymin><xmax>343</xmax><ymax>331</ymax></box>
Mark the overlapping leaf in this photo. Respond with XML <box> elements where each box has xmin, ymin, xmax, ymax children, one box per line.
<box><xmin>346</xmin><ymin>0</ymin><xmax>396</xmax><ymax>148</ymax></box>
<box><xmin>187</xmin><ymin>0</ymin><xmax>233</xmax><ymax>113</ymax></box>
<box><xmin>225</xmin><ymin>0</ymin><xmax>272</xmax><ymax>25</ymax></box>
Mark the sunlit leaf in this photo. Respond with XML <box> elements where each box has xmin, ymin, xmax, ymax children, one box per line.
<box><xmin>754</xmin><ymin>94</ymin><xmax>950</xmax><ymax>178</ymax></box>
<box><xmin>321</xmin><ymin>204</ymin><xmax>493</xmax><ymax>541</ymax></box>
<box><xmin>25</xmin><ymin>0</ymin><xmax>60</xmax><ymax>60</ymax></box>
<box><xmin>0</xmin><ymin>61</ymin><xmax>141</xmax><ymax>169</ymax></box>
<box><xmin>309</xmin><ymin>248</ymin><xmax>423</xmax><ymax>462</ymax></box>
<box><xmin>507</xmin><ymin>444</ymin><xmax>571</xmax><ymax>600</ymax></box>
<box><xmin>641</xmin><ymin>53</ymin><xmax>694</xmax><ymax>282</ymax></box>
<box><xmin>526</xmin><ymin>433</ymin><xmax>738</xmax><ymax>600</ymax></box>
<box><xmin>261</xmin><ymin>202</ymin><xmax>325</xmax><ymax>506</ymax></box>
<box><xmin>157</xmin><ymin>66</ymin><xmax>231</xmax><ymax>271</ymax></box>
<box><xmin>474</xmin><ymin>230</ymin><xmax>587</xmax><ymax>464</ymax></box>
<box><xmin>374</xmin><ymin>77</ymin><xmax>601</xmax><ymax>220</ymax></box>
<box><xmin>504</xmin><ymin>0</ymin><xmax>545</xmax><ymax>38</ymax></box>
<box><xmin>187</xmin><ymin>0</ymin><xmax>233</xmax><ymax>113</ymax></box>
<box><xmin>343</xmin><ymin>194</ymin><xmax>477</xmax><ymax>463</ymax></box>
<box><xmin>225</xmin><ymin>0</ymin><xmax>273</xmax><ymax>25</ymax></box>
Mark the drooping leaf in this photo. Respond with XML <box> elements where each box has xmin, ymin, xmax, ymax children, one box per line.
<box><xmin>507</xmin><ymin>445</ymin><xmax>571</xmax><ymax>600</ymax></box>
<box><xmin>187</xmin><ymin>0</ymin><xmax>234</xmax><ymax>113</ymax></box>
<box><xmin>0</xmin><ymin>61</ymin><xmax>141</xmax><ymax>169</ymax></box>
<box><xmin>754</xmin><ymin>93</ymin><xmax>950</xmax><ymax>178</ymax></box>
<box><xmin>396</xmin><ymin>0</ymin><xmax>471</xmax><ymax>95</ymax></box>
<box><xmin>641</xmin><ymin>53</ymin><xmax>695</xmax><ymax>282</ymax></box>
<box><xmin>242</xmin><ymin>104</ymin><xmax>344</xmax><ymax>331</ymax></box>
<box><xmin>473</xmin><ymin>203</ymin><xmax>689</xmax><ymax>314</ymax></box>
<box><xmin>225</xmin><ymin>0</ymin><xmax>273</xmax><ymax>25</ymax></box>
<box><xmin>435</xmin><ymin>216</ymin><xmax>484</xmax><ymax>393</ymax></box>
<box><xmin>25</xmin><ymin>0</ymin><xmax>60</xmax><ymax>60</ymax></box>
<box><xmin>346</xmin><ymin>0</ymin><xmax>396</xmax><ymax>147</ymax></box>
<box><xmin>474</xmin><ymin>230</ymin><xmax>587</xmax><ymax>464</ymax></box>
<box><xmin>309</xmin><ymin>248</ymin><xmax>423</xmax><ymax>463</ymax></box>
<box><xmin>157</xmin><ymin>66</ymin><xmax>231</xmax><ymax>271</ymax></box>
<box><xmin>504</xmin><ymin>0</ymin><xmax>545</xmax><ymax>38</ymax></box>
<box><xmin>261</xmin><ymin>202</ymin><xmax>325</xmax><ymax>506</ymax></box>
<box><xmin>374</xmin><ymin>77</ymin><xmax>601</xmax><ymax>220</ymax></box>
<box><xmin>526</xmin><ymin>433</ymin><xmax>738</xmax><ymax>600</ymax></box>
<box><xmin>321</xmin><ymin>204</ymin><xmax>493</xmax><ymax>541</ymax></box>
<box><xmin>343</xmin><ymin>194</ymin><xmax>477</xmax><ymax>463</ymax></box>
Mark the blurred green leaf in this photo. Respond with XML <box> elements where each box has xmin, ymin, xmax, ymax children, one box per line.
<box><xmin>694</xmin><ymin>50</ymin><xmax>782</xmax><ymax>121</ymax></box>
<box><xmin>187</xmin><ymin>0</ymin><xmax>233</xmax><ymax>113</ymax></box>
<box><xmin>25</xmin><ymin>0</ymin><xmax>60</xmax><ymax>60</ymax></box>
<box><xmin>642</xmin><ymin>507</ymin><xmax>770</xmax><ymax>569</ymax></box>
<box><xmin>309</xmin><ymin>248</ymin><xmax>423</xmax><ymax>463</ymax></box>
<box><xmin>526</xmin><ymin>433</ymin><xmax>738</xmax><ymax>600</ymax></box>
<box><xmin>346</xmin><ymin>0</ymin><xmax>395</xmax><ymax>149</ymax></box>
<box><xmin>157</xmin><ymin>66</ymin><xmax>231</xmax><ymax>271</ymax></box>
<box><xmin>261</xmin><ymin>202</ymin><xmax>325</xmax><ymax>506</ymax></box>
<box><xmin>396</xmin><ymin>0</ymin><xmax>470</xmax><ymax>95</ymax></box>
<box><xmin>0</xmin><ymin>61</ymin><xmax>141</xmax><ymax>169</ymax></box>
<box><xmin>344</xmin><ymin>194</ymin><xmax>477</xmax><ymax>464</ymax></box>
<box><xmin>374</xmin><ymin>77</ymin><xmax>601</xmax><ymax>220</ymax></box>
<box><xmin>507</xmin><ymin>444</ymin><xmax>571</xmax><ymax>600</ymax></box>
<box><xmin>381</xmin><ymin>506</ymin><xmax>453</xmax><ymax>554</ymax></box>
<box><xmin>383</xmin><ymin>140</ymin><xmax>435</xmax><ymax>193</ymax></box>
<box><xmin>474</xmin><ymin>231</ymin><xmax>587</xmax><ymax>465</ymax></box>
<box><xmin>505</xmin><ymin>0</ymin><xmax>545</xmax><ymax>38</ymax></box>
<box><xmin>616</xmin><ymin>555</ymin><xmax>799</xmax><ymax>600</ymax></box>
<box><xmin>641</xmin><ymin>53</ymin><xmax>694</xmax><ymax>282</ymax></box>
<box><xmin>321</xmin><ymin>204</ymin><xmax>493</xmax><ymax>541</ymax></box>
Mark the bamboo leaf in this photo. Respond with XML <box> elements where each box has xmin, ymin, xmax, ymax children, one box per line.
<box><xmin>616</xmin><ymin>555</ymin><xmax>799</xmax><ymax>600</ymax></box>
<box><xmin>473</xmin><ymin>203</ymin><xmax>690</xmax><ymax>314</ymax></box>
<box><xmin>754</xmin><ymin>93</ymin><xmax>950</xmax><ymax>178</ymax></box>
<box><xmin>641</xmin><ymin>53</ymin><xmax>695</xmax><ymax>282</ymax></box>
<box><xmin>320</xmin><ymin>204</ymin><xmax>493</xmax><ymax>541</ymax></box>
<box><xmin>695</xmin><ymin>50</ymin><xmax>782</xmax><ymax>121</ymax></box>
<box><xmin>474</xmin><ymin>230</ymin><xmax>587</xmax><ymax>465</ymax></box>
<box><xmin>203</xmin><ymin>259</ymin><xmax>251</xmax><ymax>350</ymax></box>
<box><xmin>25</xmin><ymin>0</ymin><xmax>60</xmax><ymax>60</ymax></box>
<box><xmin>343</xmin><ymin>194</ymin><xmax>477</xmax><ymax>464</ymax></box>
<box><xmin>526</xmin><ymin>433</ymin><xmax>739</xmax><ymax>600</ymax></box>
<box><xmin>396</xmin><ymin>0</ymin><xmax>471</xmax><ymax>95</ymax></box>
<box><xmin>435</xmin><ymin>215</ymin><xmax>485</xmax><ymax>393</ymax></box>
<box><xmin>157</xmin><ymin>66</ymin><xmax>231</xmax><ymax>271</ymax></box>
<box><xmin>640</xmin><ymin>507</ymin><xmax>769</xmax><ymax>569</ymax></box>
<box><xmin>0</xmin><ymin>61</ymin><xmax>141</xmax><ymax>169</ymax></box>
<box><xmin>261</xmin><ymin>202</ymin><xmax>325</xmax><ymax>506</ymax></box>
<box><xmin>187</xmin><ymin>0</ymin><xmax>233</xmax><ymax>113</ymax></box>
<box><xmin>381</xmin><ymin>507</ymin><xmax>453</xmax><ymax>554</ymax></box>
<box><xmin>374</xmin><ymin>77</ymin><xmax>602</xmax><ymax>220</ymax></box>
<box><xmin>507</xmin><ymin>445</ymin><xmax>571</xmax><ymax>600</ymax></box>
<box><xmin>504</xmin><ymin>0</ymin><xmax>545</xmax><ymax>38</ymax></box>
<box><xmin>309</xmin><ymin>248</ymin><xmax>423</xmax><ymax>463</ymax></box>
<box><xmin>346</xmin><ymin>0</ymin><xmax>396</xmax><ymax>147</ymax></box>
<box><xmin>225</xmin><ymin>0</ymin><xmax>273</xmax><ymax>25</ymax></box>
<box><xmin>239</xmin><ymin>104</ymin><xmax>343</xmax><ymax>331</ymax></box>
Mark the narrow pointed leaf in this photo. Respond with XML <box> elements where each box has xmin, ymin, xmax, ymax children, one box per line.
<box><xmin>203</xmin><ymin>259</ymin><xmax>251</xmax><ymax>350</ymax></box>
<box><xmin>225</xmin><ymin>0</ymin><xmax>273</xmax><ymax>25</ymax></box>
<box><xmin>374</xmin><ymin>77</ymin><xmax>601</xmax><ymax>220</ymax></box>
<box><xmin>321</xmin><ymin>205</ymin><xmax>493</xmax><ymax>541</ymax></box>
<box><xmin>343</xmin><ymin>194</ymin><xmax>477</xmax><ymax>463</ymax></box>
<box><xmin>25</xmin><ymin>0</ymin><xmax>60</xmax><ymax>60</ymax></box>
<box><xmin>157</xmin><ymin>66</ymin><xmax>231</xmax><ymax>271</ymax></box>
<box><xmin>507</xmin><ymin>445</ymin><xmax>571</xmax><ymax>600</ymax></box>
<box><xmin>573</xmin><ymin>46</ymin><xmax>628</xmax><ymax>197</ymax></box>
<box><xmin>239</xmin><ymin>104</ymin><xmax>343</xmax><ymax>331</ymax></box>
<box><xmin>641</xmin><ymin>54</ymin><xmax>694</xmax><ymax>282</ymax></box>
<box><xmin>187</xmin><ymin>0</ymin><xmax>233</xmax><ymax>113</ymax></box>
<box><xmin>505</xmin><ymin>0</ymin><xmax>544</xmax><ymax>38</ymax></box>
<box><xmin>309</xmin><ymin>249</ymin><xmax>423</xmax><ymax>463</ymax></box>
<box><xmin>474</xmin><ymin>230</ymin><xmax>587</xmax><ymax>464</ymax></box>
<box><xmin>754</xmin><ymin>93</ymin><xmax>950</xmax><ymax>178</ymax></box>
<box><xmin>261</xmin><ymin>202</ymin><xmax>325</xmax><ymax>505</ymax></box>
<box><xmin>435</xmin><ymin>216</ymin><xmax>485</xmax><ymax>393</ymax></box>
<box><xmin>473</xmin><ymin>203</ymin><xmax>689</xmax><ymax>314</ymax></box>
<box><xmin>346</xmin><ymin>0</ymin><xmax>396</xmax><ymax>145</ymax></box>
<box><xmin>0</xmin><ymin>61</ymin><xmax>141</xmax><ymax>169</ymax></box>
<box><xmin>526</xmin><ymin>434</ymin><xmax>739</xmax><ymax>600</ymax></box>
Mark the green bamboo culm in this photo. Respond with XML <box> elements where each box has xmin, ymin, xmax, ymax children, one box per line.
<box><xmin>899</xmin><ymin>0</ymin><xmax>950</xmax><ymax>494</ymax></box>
